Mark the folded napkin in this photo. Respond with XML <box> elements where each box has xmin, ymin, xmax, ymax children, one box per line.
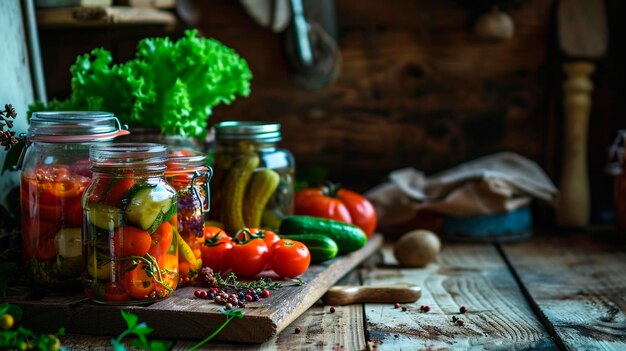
<box><xmin>366</xmin><ymin>152</ymin><xmax>558</xmax><ymax>230</ymax></box>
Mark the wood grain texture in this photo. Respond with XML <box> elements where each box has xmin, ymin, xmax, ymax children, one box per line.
<box><xmin>175</xmin><ymin>269</ymin><xmax>367</xmax><ymax>350</ymax></box>
<box><xmin>197</xmin><ymin>0</ymin><xmax>555</xmax><ymax>190</ymax></box>
<box><xmin>362</xmin><ymin>243</ymin><xmax>556</xmax><ymax>350</ymax></box>
<box><xmin>9</xmin><ymin>235</ymin><xmax>382</xmax><ymax>343</ymax></box>
<box><xmin>502</xmin><ymin>232</ymin><xmax>626</xmax><ymax>350</ymax></box>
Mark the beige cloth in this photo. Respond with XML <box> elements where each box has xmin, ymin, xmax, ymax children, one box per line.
<box><xmin>366</xmin><ymin>152</ymin><xmax>558</xmax><ymax>228</ymax></box>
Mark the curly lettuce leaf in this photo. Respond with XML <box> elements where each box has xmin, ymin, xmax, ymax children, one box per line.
<box><xmin>29</xmin><ymin>30</ymin><xmax>252</xmax><ymax>137</ymax></box>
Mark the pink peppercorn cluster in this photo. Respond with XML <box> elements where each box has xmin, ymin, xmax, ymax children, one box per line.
<box><xmin>419</xmin><ymin>305</ymin><xmax>430</xmax><ymax>313</ymax></box>
<box><xmin>199</xmin><ymin>267</ymin><xmax>218</xmax><ymax>287</ymax></box>
<box><xmin>194</xmin><ymin>287</ymin><xmax>271</xmax><ymax>309</ymax></box>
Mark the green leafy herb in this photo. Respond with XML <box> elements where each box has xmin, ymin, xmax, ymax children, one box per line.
<box><xmin>210</xmin><ymin>271</ymin><xmax>304</xmax><ymax>291</ymax></box>
<box><xmin>29</xmin><ymin>30</ymin><xmax>252</xmax><ymax>138</ymax></box>
<box><xmin>187</xmin><ymin>309</ymin><xmax>244</xmax><ymax>351</ymax></box>
<box><xmin>111</xmin><ymin>310</ymin><xmax>171</xmax><ymax>351</ymax></box>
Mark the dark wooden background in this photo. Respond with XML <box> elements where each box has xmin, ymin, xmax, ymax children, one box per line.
<box><xmin>39</xmin><ymin>0</ymin><xmax>625</xmax><ymax>221</ymax></box>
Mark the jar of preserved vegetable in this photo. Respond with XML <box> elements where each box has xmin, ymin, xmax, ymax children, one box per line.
<box><xmin>83</xmin><ymin>143</ymin><xmax>178</xmax><ymax>305</ymax></box>
<box><xmin>210</xmin><ymin>121</ymin><xmax>294</xmax><ymax>233</ymax></box>
<box><xmin>19</xmin><ymin>111</ymin><xmax>129</xmax><ymax>290</ymax></box>
<box><xmin>165</xmin><ymin>150</ymin><xmax>212</xmax><ymax>285</ymax></box>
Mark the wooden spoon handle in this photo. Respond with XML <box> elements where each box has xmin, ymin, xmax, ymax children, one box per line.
<box><xmin>322</xmin><ymin>283</ymin><xmax>421</xmax><ymax>305</ymax></box>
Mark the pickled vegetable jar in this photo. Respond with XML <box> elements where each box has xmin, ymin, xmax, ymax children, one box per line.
<box><xmin>83</xmin><ymin>143</ymin><xmax>178</xmax><ymax>304</ymax></box>
<box><xmin>20</xmin><ymin>111</ymin><xmax>128</xmax><ymax>290</ymax></box>
<box><xmin>210</xmin><ymin>121</ymin><xmax>294</xmax><ymax>233</ymax></box>
<box><xmin>165</xmin><ymin>150</ymin><xmax>212</xmax><ymax>285</ymax></box>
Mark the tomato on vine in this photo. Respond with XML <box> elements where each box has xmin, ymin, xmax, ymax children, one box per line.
<box><xmin>270</xmin><ymin>239</ymin><xmax>310</xmax><ymax>278</ymax></box>
<box><xmin>201</xmin><ymin>226</ymin><xmax>233</xmax><ymax>272</ymax></box>
<box><xmin>235</xmin><ymin>228</ymin><xmax>280</xmax><ymax>253</ymax></box>
<box><xmin>229</xmin><ymin>236</ymin><xmax>269</xmax><ymax>277</ymax></box>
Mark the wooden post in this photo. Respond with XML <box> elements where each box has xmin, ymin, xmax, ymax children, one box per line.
<box><xmin>556</xmin><ymin>61</ymin><xmax>594</xmax><ymax>228</ymax></box>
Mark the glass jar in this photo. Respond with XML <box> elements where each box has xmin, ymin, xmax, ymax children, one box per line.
<box><xmin>83</xmin><ymin>143</ymin><xmax>178</xmax><ymax>305</ymax></box>
<box><xmin>210</xmin><ymin>121</ymin><xmax>294</xmax><ymax>233</ymax></box>
<box><xmin>165</xmin><ymin>150</ymin><xmax>212</xmax><ymax>285</ymax></box>
<box><xmin>19</xmin><ymin>111</ymin><xmax>128</xmax><ymax>290</ymax></box>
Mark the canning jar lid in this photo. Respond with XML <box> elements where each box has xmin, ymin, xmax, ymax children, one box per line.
<box><xmin>214</xmin><ymin>121</ymin><xmax>281</xmax><ymax>142</ymax></box>
<box><xmin>90</xmin><ymin>143</ymin><xmax>168</xmax><ymax>171</ymax></box>
<box><xmin>28</xmin><ymin>111</ymin><xmax>129</xmax><ymax>142</ymax></box>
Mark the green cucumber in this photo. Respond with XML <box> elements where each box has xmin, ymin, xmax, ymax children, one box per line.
<box><xmin>86</xmin><ymin>203</ymin><xmax>123</xmax><ymax>231</ymax></box>
<box><xmin>279</xmin><ymin>216</ymin><xmax>367</xmax><ymax>254</ymax></box>
<box><xmin>124</xmin><ymin>184</ymin><xmax>175</xmax><ymax>233</ymax></box>
<box><xmin>280</xmin><ymin>234</ymin><xmax>339</xmax><ymax>263</ymax></box>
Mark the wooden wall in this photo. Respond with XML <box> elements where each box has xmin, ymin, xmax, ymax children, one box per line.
<box><xmin>198</xmin><ymin>0</ymin><xmax>557</xmax><ymax>190</ymax></box>
<box><xmin>38</xmin><ymin>0</ymin><xmax>625</xmax><ymax>217</ymax></box>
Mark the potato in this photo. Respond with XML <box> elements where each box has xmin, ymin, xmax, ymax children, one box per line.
<box><xmin>393</xmin><ymin>230</ymin><xmax>441</xmax><ymax>267</ymax></box>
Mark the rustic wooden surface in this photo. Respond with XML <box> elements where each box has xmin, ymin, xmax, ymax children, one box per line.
<box><xmin>50</xmin><ymin>231</ymin><xmax>626</xmax><ymax>350</ymax></box>
<box><xmin>362</xmin><ymin>243</ymin><xmax>555</xmax><ymax>350</ymax></box>
<box><xmin>502</xmin><ymin>231</ymin><xmax>626</xmax><ymax>351</ymax></box>
<box><xmin>11</xmin><ymin>235</ymin><xmax>382</xmax><ymax>344</ymax></box>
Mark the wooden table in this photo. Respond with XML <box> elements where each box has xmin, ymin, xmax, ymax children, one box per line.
<box><xmin>57</xmin><ymin>230</ymin><xmax>626</xmax><ymax>350</ymax></box>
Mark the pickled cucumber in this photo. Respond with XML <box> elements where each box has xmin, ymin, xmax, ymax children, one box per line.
<box><xmin>243</xmin><ymin>168</ymin><xmax>280</xmax><ymax>228</ymax></box>
<box><xmin>221</xmin><ymin>155</ymin><xmax>259</xmax><ymax>233</ymax></box>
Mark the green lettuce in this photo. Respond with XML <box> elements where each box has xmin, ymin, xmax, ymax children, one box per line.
<box><xmin>30</xmin><ymin>30</ymin><xmax>252</xmax><ymax>137</ymax></box>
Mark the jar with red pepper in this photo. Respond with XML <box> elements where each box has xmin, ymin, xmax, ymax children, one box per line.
<box><xmin>19</xmin><ymin>111</ymin><xmax>128</xmax><ymax>290</ymax></box>
<box><xmin>83</xmin><ymin>143</ymin><xmax>178</xmax><ymax>305</ymax></box>
<box><xmin>165</xmin><ymin>150</ymin><xmax>212</xmax><ymax>285</ymax></box>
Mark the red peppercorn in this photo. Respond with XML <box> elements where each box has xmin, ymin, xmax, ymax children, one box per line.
<box><xmin>394</xmin><ymin>303</ymin><xmax>400</xmax><ymax>309</ymax></box>
<box><xmin>294</xmin><ymin>327</ymin><xmax>302</xmax><ymax>334</ymax></box>
<box><xmin>329</xmin><ymin>307</ymin><xmax>336</xmax><ymax>313</ymax></box>
<box><xmin>401</xmin><ymin>306</ymin><xmax>407</xmax><ymax>312</ymax></box>
<box><xmin>245</xmin><ymin>294</ymin><xmax>253</xmax><ymax>302</ymax></box>
<box><xmin>225</xmin><ymin>303</ymin><xmax>233</xmax><ymax>310</ymax></box>
<box><xmin>199</xmin><ymin>291</ymin><xmax>208</xmax><ymax>299</ymax></box>
<box><xmin>194</xmin><ymin>290</ymin><xmax>202</xmax><ymax>298</ymax></box>
<box><xmin>238</xmin><ymin>301</ymin><xmax>246</xmax><ymax>308</ymax></box>
<box><xmin>261</xmin><ymin>290</ymin><xmax>270</xmax><ymax>298</ymax></box>
<box><xmin>422</xmin><ymin>305</ymin><xmax>430</xmax><ymax>313</ymax></box>
<box><xmin>460</xmin><ymin>306</ymin><xmax>468</xmax><ymax>314</ymax></box>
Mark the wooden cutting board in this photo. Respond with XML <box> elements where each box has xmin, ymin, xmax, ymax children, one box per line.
<box><xmin>8</xmin><ymin>235</ymin><xmax>382</xmax><ymax>343</ymax></box>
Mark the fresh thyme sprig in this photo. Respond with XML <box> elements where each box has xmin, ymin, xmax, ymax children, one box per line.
<box><xmin>202</xmin><ymin>270</ymin><xmax>304</xmax><ymax>291</ymax></box>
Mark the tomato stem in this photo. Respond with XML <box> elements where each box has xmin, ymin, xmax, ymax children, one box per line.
<box><xmin>322</xmin><ymin>181</ymin><xmax>341</xmax><ymax>198</ymax></box>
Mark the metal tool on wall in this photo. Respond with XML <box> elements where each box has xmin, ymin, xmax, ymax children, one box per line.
<box><xmin>555</xmin><ymin>0</ymin><xmax>608</xmax><ymax>227</ymax></box>
<box><xmin>284</xmin><ymin>0</ymin><xmax>341</xmax><ymax>90</ymax></box>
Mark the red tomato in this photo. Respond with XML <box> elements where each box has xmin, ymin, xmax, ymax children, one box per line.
<box><xmin>234</xmin><ymin>228</ymin><xmax>280</xmax><ymax>252</ymax></box>
<box><xmin>201</xmin><ymin>227</ymin><xmax>233</xmax><ymax>272</ymax></box>
<box><xmin>270</xmin><ymin>239</ymin><xmax>311</xmax><ymax>278</ymax></box>
<box><xmin>295</xmin><ymin>185</ymin><xmax>378</xmax><ymax>237</ymax></box>
<box><xmin>124</xmin><ymin>264</ymin><xmax>155</xmax><ymax>299</ymax></box>
<box><xmin>64</xmin><ymin>198</ymin><xmax>83</xmax><ymax>226</ymax></box>
<box><xmin>152</xmin><ymin>222</ymin><xmax>174</xmax><ymax>253</ymax></box>
<box><xmin>102</xmin><ymin>282</ymin><xmax>130</xmax><ymax>302</ymax></box>
<box><xmin>103</xmin><ymin>178</ymin><xmax>135</xmax><ymax>207</ymax></box>
<box><xmin>229</xmin><ymin>238</ymin><xmax>269</xmax><ymax>277</ymax></box>
<box><xmin>113</xmin><ymin>226</ymin><xmax>152</xmax><ymax>257</ymax></box>
<box><xmin>69</xmin><ymin>159</ymin><xmax>92</xmax><ymax>178</ymax></box>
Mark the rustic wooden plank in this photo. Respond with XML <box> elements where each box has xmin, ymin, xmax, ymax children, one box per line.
<box><xmin>174</xmin><ymin>269</ymin><xmax>367</xmax><ymax>350</ymax></box>
<box><xmin>9</xmin><ymin>235</ymin><xmax>382</xmax><ymax>343</ymax></box>
<box><xmin>501</xmin><ymin>232</ymin><xmax>626</xmax><ymax>350</ymax></box>
<box><xmin>362</xmin><ymin>243</ymin><xmax>556</xmax><ymax>350</ymax></box>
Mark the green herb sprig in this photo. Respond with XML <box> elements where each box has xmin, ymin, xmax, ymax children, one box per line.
<box><xmin>210</xmin><ymin>271</ymin><xmax>304</xmax><ymax>291</ymax></box>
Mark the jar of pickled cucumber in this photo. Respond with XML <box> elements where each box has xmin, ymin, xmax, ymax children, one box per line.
<box><xmin>19</xmin><ymin>111</ymin><xmax>129</xmax><ymax>291</ymax></box>
<box><xmin>165</xmin><ymin>150</ymin><xmax>212</xmax><ymax>285</ymax></box>
<box><xmin>83</xmin><ymin>143</ymin><xmax>178</xmax><ymax>305</ymax></box>
<box><xmin>210</xmin><ymin>121</ymin><xmax>294</xmax><ymax>233</ymax></box>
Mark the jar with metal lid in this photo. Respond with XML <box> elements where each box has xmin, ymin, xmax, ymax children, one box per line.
<box><xmin>83</xmin><ymin>143</ymin><xmax>178</xmax><ymax>305</ymax></box>
<box><xmin>19</xmin><ymin>111</ymin><xmax>128</xmax><ymax>290</ymax></box>
<box><xmin>165</xmin><ymin>150</ymin><xmax>212</xmax><ymax>285</ymax></box>
<box><xmin>210</xmin><ymin>121</ymin><xmax>294</xmax><ymax>233</ymax></box>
